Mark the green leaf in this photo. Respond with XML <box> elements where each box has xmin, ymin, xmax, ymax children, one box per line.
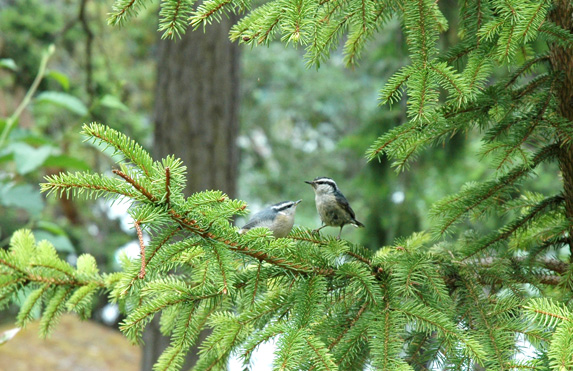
<box><xmin>0</xmin><ymin>182</ymin><xmax>45</xmax><ymax>217</ymax></box>
<box><xmin>45</xmin><ymin>70</ymin><xmax>70</xmax><ymax>91</ymax></box>
<box><xmin>35</xmin><ymin>221</ymin><xmax>68</xmax><ymax>236</ymax></box>
<box><xmin>32</xmin><ymin>230</ymin><xmax>75</xmax><ymax>254</ymax></box>
<box><xmin>35</xmin><ymin>91</ymin><xmax>88</xmax><ymax>116</ymax></box>
<box><xmin>44</xmin><ymin>154</ymin><xmax>91</xmax><ymax>171</ymax></box>
<box><xmin>0</xmin><ymin>58</ymin><xmax>17</xmax><ymax>71</ymax></box>
<box><xmin>99</xmin><ymin>94</ymin><xmax>129</xmax><ymax>112</ymax></box>
<box><xmin>0</xmin><ymin>118</ymin><xmax>7</xmax><ymax>140</ymax></box>
<box><xmin>9</xmin><ymin>143</ymin><xmax>53</xmax><ymax>174</ymax></box>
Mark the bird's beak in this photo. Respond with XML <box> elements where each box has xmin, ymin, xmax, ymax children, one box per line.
<box><xmin>304</xmin><ymin>180</ymin><xmax>313</xmax><ymax>185</ymax></box>
<box><xmin>295</xmin><ymin>199</ymin><xmax>302</xmax><ymax>205</ymax></box>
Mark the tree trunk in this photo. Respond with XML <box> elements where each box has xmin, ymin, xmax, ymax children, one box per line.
<box><xmin>153</xmin><ymin>24</ymin><xmax>240</xmax><ymax>197</ymax></box>
<box><xmin>141</xmin><ymin>15</ymin><xmax>240</xmax><ymax>371</ymax></box>
<box><xmin>549</xmin><ymin>0</ymin><xmax>573</xmax><ymax>261</ymax></box>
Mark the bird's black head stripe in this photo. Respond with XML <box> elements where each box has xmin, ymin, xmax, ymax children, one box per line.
<box><xmin>271</xmin><ymin>201</ymin><xmax>295</xmax><ymax>211</ymax></box>
<box><xmin>313</xmin><ymin>177</ymin><xmax>337</xmax><ymax>189</ymax></box>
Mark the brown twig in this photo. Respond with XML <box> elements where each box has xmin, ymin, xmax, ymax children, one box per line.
<box><xmin>113</xmin><ymin>169</ymin><xmax>156</xmax><ymax>201</ymax></box>
<box><xmin>346</xmin><ymin>251</ymin><xmax>372</xmax><ymax>265</ymax></box>
<box><xmin>165</xmin><ymin>167</ymin><xmax>171</xmax><ymax>207</ymax></box>
<box><xmin>134</xmin><ymin>220</ymin><xmax>146</xmax><ymax>279</ymax></box>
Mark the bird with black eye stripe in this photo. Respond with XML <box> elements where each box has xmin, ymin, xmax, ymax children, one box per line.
<box><xmin>305</xmin><ymin>177</ymin><xmax>364</xmax><ymax>239</ymax></box>
<box><xmin>239</xmin><ymin>200</ymin><xmax>302</xmax><ymax>238</ymax></box>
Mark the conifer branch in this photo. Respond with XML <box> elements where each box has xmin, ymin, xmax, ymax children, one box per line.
<box><xmin>529</xmin><ymin>309</ymin><xmax>569</xmax><ymax>323</ymax></box>
<box><xmin>305</xmin><ymin>335</ymin><xmax>337</xmax><ymax>371</ymax></box>
<box><xmin>328</xmin><ymin>301</ymin><xmax>368</xmax><ymax>351</ymax></box>
<box><xmin>41</xmin><ymin>172</ymin><xmax>140</xmax><ymax>200</ymax></box>
<box><xmin>504</xmin><ymin>54</ymin><xmax>549</xmax><ymax>88</ymax></box>
<box><xmin>366</xmin><ymin>122</ymin><xmax>417</xmax><ymax>161</ymax></box>
<box><xmin>533</xmin><ymin>275</ymin><xmax>560</xmax><ymax>285</ymax></box>
<box><xmin>462</xmin><ymin>256</ymin><xmax>569</xmax><ymax>275</ymax></box>
<box><xmin>513</xmin><ymin>73</ymin><xmax>552</xmax><ymax>100</ymax></box>
<box><xmin>166</xmin><ymin>208</ymin><xmax>335</xmax><ymax>276</ymax></box>
<box><xmin>461</xmin><ymin>194</ymin><xmax>564</xmax><ymax>260</ymax></box>
<box><xmin>159</xmin><ymin>0</ymin><xmax>193</xmax><ymax>39</ymax></box>
<box><xmin>190</xmin><ymin>0</ymin><xmax>233</xmax><ymax>29</ymax></box>
<box><xmin>251</xmin><ymin>261</ymin><xmax>262</xmax><ymax>306</ymax></box>
<box><xmin>346</xmin><ymin>251</ymin><xmax>371</xmax><ymax>266</ymax></box>
<box><xmin>108</xmin><ymin>0</ymin><xmax>142</xmax><ymax>26</ymax></box>
<box><xmin>212</xmin><ymin>244</ymin><xmax>229</xmax><ymax>294</ymax></box>
<box><xmin>381</xmin><ymin>299</ymin><xmax>392</xmax><ymax>370</ymax></box>
<box><xmin>434</xmin><ymin>143</ymin><xmax>559</xmax><ymax>235</ymax></box>
<box><xmin>82</xmin><ymin>123</ymin><xmax>154</xmax><ymax>177</ymax></box>
<box><xmin>461</xmin><ymin>276</ymin><xmax>505</xmax><ymax>368</ymax></box>
<box><xmin>146</xmin><ymin>226</ymin><xmax>181</xmax><ymax>266</ymax></box>
<box><xmin>30</xmin><ymin>262</ymin><xmax>75</xmax><ymax>279</ymax></box>
<box><xmin>25</xmin><ymin>275</ymin><xmax>85</xmax><ymax>287</ymax></box>
<box><xmin>0</xmin><ymin>258</ymin><xmax>25</xmax><ymax>275</ymax></box>
<box><xmin>444</xmin><ymin>42</ymin><xmax>476</xmax><ymax>63</ymax></box>
<box><xmin>538</xmin><ymin>21</ymin><xmax>573</xmax><ymax>48</ymax></box>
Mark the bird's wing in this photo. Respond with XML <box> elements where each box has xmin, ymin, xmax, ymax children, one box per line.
<box><xmin>240</xmin><ymin>208</ymin><xmax>275</xmax><ymax>230</ymax></box>
<box><xmin>334</xmin><ymin>190</ymin><xmax>356</xmax><ymax>219</ymax></box>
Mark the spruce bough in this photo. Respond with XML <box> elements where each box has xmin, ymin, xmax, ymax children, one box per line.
<box><xmin>0</xmin><ymin>123</ymin><xmax>569</xmax><ymax>370</ymax></box>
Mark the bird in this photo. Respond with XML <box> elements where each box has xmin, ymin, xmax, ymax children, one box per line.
<box><xmin>305</xmin><ymin>177</ymin><xmax>364</xmax><ymax>239</ymax></box>
<box><xmin>239</xmin><ymin>200</ymin><xmax>302</xmax><ymax>238</ymax></box>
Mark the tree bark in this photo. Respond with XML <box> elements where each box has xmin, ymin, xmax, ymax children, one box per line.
<box><xmin>549</xmin><ymin>0</ymin><xmax>573</xmax><ymax>261</ymax></box>
<box><xmin>141</xmin><ymin>15</ymin><xmax>240</xmax><ymax>371</ymax></box>
<box><xmin>153</xmin><ymin>21</ymin><xmax>240</xmax><ymax>198</ymax></box>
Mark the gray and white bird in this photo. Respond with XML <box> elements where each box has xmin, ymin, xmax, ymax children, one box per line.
<box><xmin>239</xmin><ymin>200</ymin><xmax>302</xmax><ymax>238</ymax></box>
<box><xmin>305</xmin><ymin>177</ymin><xmax>364</xmax><ymax>239</ymax></box>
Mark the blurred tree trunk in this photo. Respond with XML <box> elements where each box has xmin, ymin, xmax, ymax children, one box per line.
<box><xmin>141</xmin><ymin>15</ymin><xmax>240</xmax><ymax>371</ymax></box>
<box><xmin>549</xmin><ymin>0</ymin><xmax>573</xmax><ymax>261</ymax></box>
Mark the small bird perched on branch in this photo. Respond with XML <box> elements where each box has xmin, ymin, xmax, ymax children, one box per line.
<box><xmin>239</xmin><ymin>200</ymin><xmax>302</xmax><ymax>238</ymax></box>
<box><xmin>305</xmin><ymin>177</ymin><xmax>364</xmax><ymax>239</ymax></box>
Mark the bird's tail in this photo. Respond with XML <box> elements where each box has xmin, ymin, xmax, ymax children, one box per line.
<box><xmin>352</xmin><ymin>220</ymin><xmax>365</xmax><ymax>228</ymax></box>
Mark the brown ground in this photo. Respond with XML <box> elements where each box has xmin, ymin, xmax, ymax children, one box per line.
<box><xmin>0</xmin><ymin>314</ymin><xmax>140</xmax><ymax>371</ymax></box>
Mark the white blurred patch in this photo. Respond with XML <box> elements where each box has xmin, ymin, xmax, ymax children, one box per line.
<box><xmin>101</xmin><ymin>198</ymin><xmax>133</xmax><ymax>233</ymax></box>
<box><xmin>251</xmin><ymin>128</ymin><xmax>273</xmax><ymax>159</ymax></box>
<box><xmin>66</xmin><ymin>253</ymin><xmax>78</xmax><ymax>266</ymax></box>
<box><xmin>101</xmin><ymin>304</ymin><xmax>120</xmax><ymax>325</ymax></box>
<box><xmin>228</xmin><ymin>337</ymin><xmax>276</xmax><ymax>370</ymax></box>
<box><xmin>87</xmin><ymin>223</ymin><xmax>100</xmax><ymax>236</ymax></box>
<box><xmin>391</xmin><ymin>191</ymin><xmax>405</xmax><ymax>204</ymax></box>
<box><xmin>515</xmin><ymin>333</ymin><xmax>537</xmax><ymax>363</ymax></box>
<box><xmin>0</xmin><ymin>328</ymin><xmax>20</xmax><ymax>345</ymax></box>
<box><xmin>115</xmin><ymin>240</ymin><xmax>142</xmax><ymax>263</ymax></box>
